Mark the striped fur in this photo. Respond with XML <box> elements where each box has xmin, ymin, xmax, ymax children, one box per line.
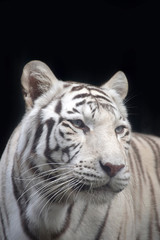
<box><xmin>0</xmin><ymin>61</ymin><xmax>160</xmax><ymax>240</ymax></box>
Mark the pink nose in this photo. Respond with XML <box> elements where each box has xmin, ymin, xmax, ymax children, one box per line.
<box><xmin>100</xmin><ymin>161</ymin><xmax>125</xmax><ymax>177</ymax></box>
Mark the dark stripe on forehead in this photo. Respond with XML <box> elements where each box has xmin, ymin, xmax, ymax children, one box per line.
<box><xmin>89</xmin><ymin>87</ymin><xmax>109</xmax><ymax>96</ymax></box>
<box><xmin>93</xmin><ymin>94</ymin><xmax>112</xmax><ymax>103</ymax></box>
<box><xmin>72</xmin><ymin>90</ymin><xmax>113</xmax><ymax>106</ymax></box>
<box><xmin>64</xmin><ymin>83</ymin><xmax>71</xmax><ymax>88</ymax></box>
<box><xmin>73</xmin><ymin>93</ymin><xmax>90</xmax><ymax>100</ymax></box>
<box><xmin>71</xmin><ymin>85</ymin><xmax>86</xmax><ymax>92</ymax></box>
<box><xmin>76</xmin><ymin>99</ymin><xmax>86</xmax><ymax>107</ymax></box>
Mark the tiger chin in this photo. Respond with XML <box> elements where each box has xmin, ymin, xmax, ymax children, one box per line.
<box><xmin>0</xmin><ymin>60</ymin><xmax>160</xmax><ymax>240</ymax></box>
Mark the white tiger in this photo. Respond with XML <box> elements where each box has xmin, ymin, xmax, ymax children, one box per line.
<box><xmin>0</xmin><ymin>60</ymin><xmax>160</xmax><ymax>240</ymax></box>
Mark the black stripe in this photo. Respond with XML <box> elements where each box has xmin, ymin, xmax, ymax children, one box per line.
<box><xmin>89</xmin><ymin>87</ymin><xmax>110</xmax><ymax>97</ymax></box>
<box><xmin>23</xmin><ymin>111</ymin><xmax>41</xmax><ymax>156</ymax></box>
<box><xmin>76</xmin><ymin>100</ymin><xmax>86</xmax><ymax>107</ymax></box>
<box><xmin>55</xmin><ymin>100</ymin><xmax>62</xmax><ymax>114</ymax></box>
<box><xmin>67</xmin><ymin>111</ymin><xmax>74</xmax><ymax>114</ymax></box>
<box><xmin>87</xmin><ymin>101</ymin><xmax>95</xmax><ymax>107</ymax></box>
<box><xmin>94</xmin><ymin>205</ymin><xmax>110</xmax><ymax>240</ymax></box>
<box><xmin>71</xmin><ymin>143</ymin><xmax>81</xmax><ymax>150</ymax></box>
<box><xmin>128</xmin><ymin>152</ymin><xmax>135</xmax><ymax>175</ymax></box>
<box><xmin>70</xmin><ymin>147</ymin><xmax>82</xmax><ymax>162</ymax></box>
<box><xmin>130</xmin><ymin>140</ymin><xmax>144</xmax><ymax>218</ymax></box>
<box><xmin>73</xmin><ymin>108</ymin><xmax>80</xmax><ymax>113</ymax></box>
<box><xmin>73</xmin><ymin>93</ymin><xmax>90</xmax><ymax>100</ymax></box>
<box><xmin>0</xmin><ymin>208</ymin><xmax>8</xmax><ymax>240</ymax></box>
<box><xmin>142</xmin><ymin>135</ymin><xmax>160</xmax><ymax>184</ymax></box>
<box><xmin>59</xmin><ymin>129</ymin><xmax>65</xmax><ymax>138</ymax></box>
<box><xmin>61</xmin><ymin>143</ymin><xmax>81</xmax><ymax>163</ymax></box>
<box><xmin>32</xmin><ymin>123</ymin><xmax>43</xmax><ymax>153</ymax></box>
<box><xmin>12</xmin><ymin>165</ymin><xmax>38</xmax><ymax>240</ymax></box>
<box><xmin>61</xmin><ymin>122</ymin><xmax>76</xmax><ymax>133</ymax></box>
<box><xmin>64</xmin><ymin>83</ymin><xmax>71</xmax><ymax>88</ymax></box>
<box><xmin>1</xmin><ymin>173</ymin><xmax>9</xmax><ymax>228</ymax></box>
<box><xmin>148</xmin><ymin>173</ymin><xmax>160</xmax><ymax>235</ymax></box>
<box><xmin>117</xmin><ymin>219</ymin><xmax>123</xmax><ymax>240</ymax></box>
<box><xmin>45</xmin><ymin>118</ymin><xmax>55</xmax><ymax>139</ymax></box>
<box><xmin>124</xmin><ymin>131</ymin><xmax>129</xmax><ymax>137</ymax></box>
<box><xmin>44</xmin><ymin>118</ymin><xmax>56</xmax><ymax>160</ymax></box>
<box><xmin>131</xmin><ymin>138</ymin><xmax>146</xmax><ymax>183</ymax></box>
<box><xmin>93</xmin><ymin>94</ymin><xmax>112</xmax><ymax>103</ymax></box>
<box><xmin>75</xmin><ymin>203</ymin><xmax>88</xmax><ymax>232</ymax></box>
<box><xmin>148</xmin><ymin>197</ymin><xmax>153</xmax><ymax>240</ymax></box>
<box><xmin>71</xmin><ymin>85</ymin><xmax>85</xmax><ymax>92</ymax></box>
<box><xmin>100</xmin><ymin>103</ymin><xmax>117</xmax><ymax>112</ymax></box>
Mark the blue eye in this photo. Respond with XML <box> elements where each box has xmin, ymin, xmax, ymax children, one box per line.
<box><xmin>68</xmin><ymin>119</ymin><xmax>90</xmax><ymax>133</ymax></box>
<box><xmin>70</xmin><ymin>119</ymin><xmax>85</xmax><ymax>128</ymax></box>
<box><xmin>115</xmin><ymin>126</ymin><xmax>125</xmax><ymax>134</ymax></box>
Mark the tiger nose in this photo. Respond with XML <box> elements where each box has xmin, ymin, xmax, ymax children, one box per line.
<box><xmin>100</xmin><ymin>161</ymin><xmax>125</xmax><ymax>177</ymax></box>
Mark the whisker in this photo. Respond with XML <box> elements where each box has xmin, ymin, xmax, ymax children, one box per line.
<box><xmin>58</xmin><ymin>178</ymin><xmax>82</xmax><ymax>204</ymax></box>
<box><xmin>36</xmin><ymin>178</ymin><xmax>76</xmax><ymax>218</ymax></box>
<box><xmin>27</xmin><ymin>178</ymin><xmax>74</xmax><ymax>220</ymax></box>
<box><xmin>124</xmin><ymin>94</ymin><xmax>137</xmax><ymax>105</ymax></box>
<box><xmin>15</xmin><ymin>166</ymin><xmax>74</xmax><ymax>197</ymax></box>
<box><xmin>15</xmin><ymin>166</ymin><xmax>72</xmax><ymax>181</ymax></box>
<box><xmin>19</xmin><ymin>162</ymin><xmax>67</xmax><ymax>178</ymax></box>
<box><xmin>67</xmin><ymin>178</ymin><xmax>84</xmax><ymax>203</ymax></box>
<box><xmin>17</xmin><ymin>169</ymin><xmax>74</xmax><ymax>203</ymax></box>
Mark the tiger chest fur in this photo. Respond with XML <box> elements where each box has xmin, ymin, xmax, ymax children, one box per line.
<box><xmin>0</xmin><ymin>61</ymin><xmax>160</xmax><ymax>240</ymax></box>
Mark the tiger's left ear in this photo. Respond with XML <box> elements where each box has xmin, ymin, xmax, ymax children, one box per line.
<box><xmin>21</xmin><ymin>60</ymin><xmax>58</xmax><ymax>109</ymax></box>
<box><xmin>101</xmin><ymin>71</ymin><xmax>128</xmax><ymax>99</ymax></box>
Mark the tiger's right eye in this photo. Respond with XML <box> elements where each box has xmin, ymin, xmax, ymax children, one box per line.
<box><xmin>115</xmin><ymin>125</ymin><xmax>125</xmax><ymax>135</ymax></box>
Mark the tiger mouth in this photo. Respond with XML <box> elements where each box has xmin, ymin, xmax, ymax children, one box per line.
<box><xmin>73</xmin><ymin>182</ymin><xmax>124</xmax><ymax>193</ymax></box>
<box><xmin>73</xmin><ymin>182</ymin><xmax>110</xmax><ymax>192</ymax></box>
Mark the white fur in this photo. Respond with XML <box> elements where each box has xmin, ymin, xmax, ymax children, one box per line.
<box><xmin>0</xmin><ymin>61</ymin><xmax>160</xmax><ymax>240</ymax></box>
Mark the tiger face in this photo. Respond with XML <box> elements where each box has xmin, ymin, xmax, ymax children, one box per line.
<box><xmin>18</xmin><ymin>61</ymin><xmax>131</xmax><ymax>204</ymax></box>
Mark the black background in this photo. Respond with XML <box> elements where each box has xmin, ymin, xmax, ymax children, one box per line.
<box><xmin>0</xmin><ymin>0</ymin><xmax>160</xmax><ymax>155</ymax></box>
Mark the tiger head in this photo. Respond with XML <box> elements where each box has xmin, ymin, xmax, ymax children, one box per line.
<box><xmin>18</xmin><ymin>60</ymin><xmax>131</xmax><ymax>204</ymax></box>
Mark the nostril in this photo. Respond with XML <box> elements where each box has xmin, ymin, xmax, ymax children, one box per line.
<box><xmin>100</xmin><ymin>161</ymin><xmax>125</xmax><ymax>177</ymax></box>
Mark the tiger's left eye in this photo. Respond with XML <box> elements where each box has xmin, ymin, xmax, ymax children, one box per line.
<box><xmin>115</xmin><ymin>125</ymin><xmax>125</xmax><ymax>134</ymax></box>
<box><xmin>69</xmin><ymin>119</ymin><xmax>90</xmax><ymax>133</ymax></box>
<box><xmin>70</xmin><ymin>119</ymin><xmax>85</xmax><ymax>128</ymax></box>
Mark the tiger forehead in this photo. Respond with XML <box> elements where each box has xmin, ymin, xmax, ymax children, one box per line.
<box><xmin>70</xmin><ymin>84</ymin><xmax>109</xmax><ymax>97</ymax></box>
<box><xmin>59</xmin><ymin>83</ymin><xmax>118</xmax><ymax>117</ymax></box>
<box><xmin>63</xmin><ymin>83</ymin><xmax>113</xmax><ymax>104</ymax></box>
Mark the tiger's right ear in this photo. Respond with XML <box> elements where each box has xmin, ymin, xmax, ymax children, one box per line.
<box><xmin>21</xmin><ymin>60</ymin><xmax>58</xmax><ymax>110</ymax></box>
